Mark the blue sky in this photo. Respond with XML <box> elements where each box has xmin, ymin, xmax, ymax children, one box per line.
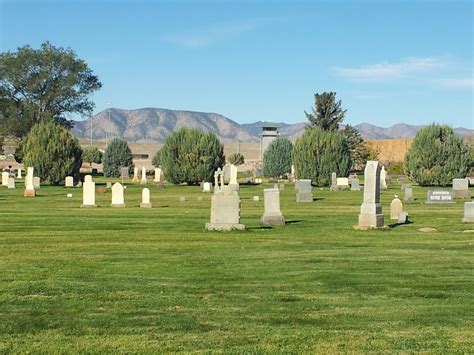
<box><xmin>1</xmin><ymin>0</ymin><xmax>472</xmax><ymax>128</ymax></box>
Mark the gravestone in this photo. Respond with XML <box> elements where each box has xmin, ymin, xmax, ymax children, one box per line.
<box><xmin>179</xmin><ymin>196</ymin><xmax>186</xmax><ymax>202</ymax></box>
<box><xmin>229</xmin><ymin>164</ymin><xmax>239</xmax><ymax>191</ymax></box>
<box><xmin>404</xmin><ymin>187</ymin><xmax>414</xmax><ymax>202</ymax></box>
<box><xmin>350</xmin><ymin>177</ymin><xmax>361</xmax><ymax>191</ymax></box>
<box><xmin>296</xmin><ymin>179</ymin><xmax>313</xmax><ymax>202</ymax></box>
<box><xmin>223</xmin><ymin>164</ymin><xmax>231</xmax><ymax>182</ymax></box>
<box><xmin>154</xmin><ymin>168</ymin><xmax>162</xmax><ymax>182</ymax></box>
<box><xmin>380</xmin><ymin>166</ymin><xmax>387</xmax><ymax>189</ymax></box>
<box><xmin>111</xmin><ymin>182</ymin><xmax>125</xmax><ymax>207</ymax></box>
<box><xmin>24</xmin><ymin>167</ymin><xmax>35</xmax><ymax>197</ymax></box>
<box><xmin>65</xmin><ymin>176</ymin><xmax>74</xmax><ymax>187</ymax></box>
<box><xmin>336</xmin><ymin>177</ymin><xmax>350</xmax><ymax>190</ymax></box>
<box><xmin>253</xmin><ymin>196</ymin><xmax>260</xmax><ymax>202</ymax></box>
<box><xmin>398</xmin><ymin>212</ymin><xmax>409</xmax><ymax>224</ymax></box>
<box><xmin>1</xmin><ymin>171</ymin><xmax>8</xmax><ymax>186</ymax></box>
<box><xmin>140</xmin><ymin>188</ymin><xmax>152</xmax><ymax>208</ymax></box>
<box><xmin>461</xmin><ymin>202</ymin><xmax>474</xmax><ymax>223</ymax></box>
<box><xmin>141</xmin><ymin>167</ymin><xmax>147</xmax><ymax>184</ymax></box>
<box><xmin>106</xmin><ymin>182</ymin><xmax>112</xmax><ymax>189</ymax></box>
<box><xmin>33</xmin><ymin>177</ymin><xmax>40</xmax><ymax>189</ymax></box>
<box><xmin>426</xmin><ymin>190</ymin><xmax>454</xmax><ymax>204</ymax></box>
<box><xmin>206</xmin><ymin>168</ymin><xmax>245</xmax><ymax>231</ymax></box>
<box><xmin>330</xmin><ymin>172</ymin><xmax>337</xmax><ymax>191</ymax></box>
<box><xmin>390</xmin><ymin>197</ymin><xmax>403</xmax><ymax>220</ymax></box>
<box><xmin>7</xmin><ymin>177</ymin><xmax>15</xmax><ymax>189</ymax></box>
<box><xmin>132</xmin><ymin>167</ymin><xmax>139</xmax><ymax>183</ymax></box>
<box><xmin>358</xmin><ymin>161</ymin><xmax>384</xmax><ymax>228</ymax></box>
<box><xmin>84</xmin><ymin>175</ymin><xmax>93</xmax><ymax>183</ymax></box>
<box><xmin>203</xmin><ymin>182</ymin><xmax>212</xmax><ymax>193</ymax></box>
<box><xmin>452</xmin><ymin>178</ymin><xmax>470</xmax><ymax>199</ymax></box>
<box><xmin>17</xmin><ymin>168</ymin><xmax>22</xmax><ymax>179</ymax></box>
<box><xmin>261</xmin><ymin>188</ymin><xmax>285</xmax><ymax>225</ymax></box>
<box><xmin>81</xmin><ymin>179</ymin><xmax>96</xmax><ymax>207</ymax></box>
<box><xmin>120</xmin><ymin>167</ymin><xmax>129</xmax><ymax>179</ymax></box>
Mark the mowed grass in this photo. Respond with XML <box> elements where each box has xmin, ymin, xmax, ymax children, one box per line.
<box><xmin>0</xmin><ymin>178</ymin><xmax>473</xmax><ymax>353</ymax></box>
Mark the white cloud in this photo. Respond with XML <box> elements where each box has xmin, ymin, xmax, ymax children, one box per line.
<box><xmin>331</xmin><ymin>57</ymin><xmax>446</xmax><ymax>81</ymax></box>
<box><xmin>161</xmin><ymin>18</ymin><xmax>263</xmax><ymax>48</ymax></box>
<box><xmin>436</xmin><ymin>78</ymin><xmax>473</xmax><ymax>89</ymax></box>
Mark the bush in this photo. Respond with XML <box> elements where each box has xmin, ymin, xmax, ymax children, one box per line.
<box><xmin>152</xmin><ymin>149</ymin><xmax>162</xmax><ymax>167</ymax></box>
<box><xmin>103</xmin><ymin>138</ymin><xmax>133</xmax><ymax>178</ymax></box>
<box><xmin>386</xmin><ymin>161</ymin><xmax>405</xmax><ymax>176</ymax></box>
<box><xmin>405</xmin><ymin>124</ymin><xmax>472</xmax><ymax>186</ymax></box>
<box><xmin>82</xmin><ymin>145</ymin><xmax>102</xmax><ymax>167</ymax></box>
<box><xmin>293</xmin><ymin>128</ymin><xmax>351</xmax><ymax>186</ymax></box>
<box><xmin>228</xmin><ymin>152</ymin><xmax>245</xmax><ymax>166</ymax></box>
<box><xmin>22</xmin><ymin>120</ymin><xmax>82</xmax><ymax>185</ymax></box>
<box><xmin>161</xmin><ymin>128</ymin><xmax>225</xmax><ymax>185</ymax></box>
<box><xmin>262</xmin><ymin>138</ymin><xmax>293</xmax><ymax>177</ymax></box>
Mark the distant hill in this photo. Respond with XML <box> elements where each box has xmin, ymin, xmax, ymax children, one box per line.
<box><xmin>72</xmin><ymin>108</ymin><xmax>472</xmax><ymax>143</ymax></box>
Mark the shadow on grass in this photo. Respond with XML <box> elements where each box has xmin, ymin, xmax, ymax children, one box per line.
<box><xmin>388</xmin><ymin>220</ymin><xmax>414</xmax><ymax>229</ymax></box>
<box><xmin>285</xmin><ymin>220</ymin><xmax>304</xmax><ymax>225</ymax></box>
<box><xmin>313</xmin><ymin>197</ymin><xmax>325</xmax><ymax>201</ymax></box>
<box><xmin>246</xmin><ymin>226</ymin><xmax>273</xmax><ymax>230</ymax></box>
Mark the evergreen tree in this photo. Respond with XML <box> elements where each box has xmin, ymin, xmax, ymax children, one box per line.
<box><xmin>152</xmin><ymin>149</ymin><xmax>162</xmax><ymax>167</ymax></box>
<box><xmin>228</xmin><ymin>152</ymin><xmax>245</xmax><ymax>166</ymax></box>
<box><xmin>160</xmin><ymin>128</ymin><xmax>225</xmax><ymax>185</ymax></box>
<box><xmin>342</xmin><ymin>124</ymin><xmax>369</xmax><ymax>171</ymax></box>
<box><xmin>305</xmin><ymin>92</ymin><xmax>346</xmax><ymax>131</ymax></box>
<box><xmin>22</xmin><ymin>120</ymin><xmax>82</xmax><ymax>185</ymax></box>
<box><xmin>262</xmin><ymin>138</ymin><xmax>293</xmax><ymax>177</ymax></box>
<box><xmin>102</xmin><ymin>138</ymin><xmax>133</xmax><ymax>178</ymax></box>
<box><xmin>293</xmin><ymin>128</ymin><xmax>351</xmax><ymax>186</ymax></box>
<box><xmin>405</xmin><ymin>124</ymin><xmax>472</xmax><ymax>186</ymax></box>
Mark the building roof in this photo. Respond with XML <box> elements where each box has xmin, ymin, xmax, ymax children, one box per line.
<box><xmin>259</xmin><ymin>122</ymin><xmax>281</xmax><ymax>128</ymax></box>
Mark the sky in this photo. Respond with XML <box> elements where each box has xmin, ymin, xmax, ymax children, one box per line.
<box><xmin>1</xmin><ymin>0</ymin><xmax>473</xmax><ymax>128</ymax></box>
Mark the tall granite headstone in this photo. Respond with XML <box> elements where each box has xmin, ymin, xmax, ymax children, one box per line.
<box><xmin>358</xmin><ymin>161</ymin><xmax>384</xmax><ymax>228</ymax></box>
<box><xmin>261</xmin><ymin>188</ymin><xmax>285</xmax><ymax>225</ymax></box>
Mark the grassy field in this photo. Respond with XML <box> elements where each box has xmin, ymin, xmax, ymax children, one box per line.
<box><xmin>0</xmin><ymin>177</ymin><xmax>473</xmax><ymax>353</ymax></box>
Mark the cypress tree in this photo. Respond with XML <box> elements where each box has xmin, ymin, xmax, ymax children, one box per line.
<box><xmin>102</xmin><ymin>138</ymin><xmax>133</xmax><ymax>178</ymax></box>
<box><xmin>262</xmin><ymin>138</ymin><xmax>293</xmax><ymax>178</ymax></box>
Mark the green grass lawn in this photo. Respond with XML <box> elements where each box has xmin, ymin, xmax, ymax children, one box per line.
<box><xmin>0</xmin><ymin>178</ymin><xmax>473</xmax><ymax>353</ymax></box>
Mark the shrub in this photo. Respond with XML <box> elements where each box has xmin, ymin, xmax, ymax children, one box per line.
<box><xmin>262</xmin><ymin>138</ymin><xmax>293</xmax><ymax>177</ymax></box>
<box><xmin>152</xmin><ymin>149</ymin><xmax>162</xmax><ymax>167</ymax></box>
<box><xmin>22</xmin><ymin>120</ymin><xmax>82</xmax><ymax>185</ymax></box>
<box><xmin>160</xmin><ymin>128</ymin><xmax>225</xmax><ymax>185</ymax></box>
<box><xmin>82</xmin><ymin>145</ymin><xmax>102</xmax><ymax>167</ymax></box>
<box><xmin>405</xmin><ymin>124</ymin><xmax>472</xmax><ymax>186</ymax></box>
<box><xmin>228</xmin><ymin>152</ymin><xmax>245</xmax><ymax>166</ymax></box>
<box><xmin>293</xmin><ymin>128</ymin><xmax>351</xmax><ymax>186</ymax></box>
<box><xmin>103</xmin><ymin>138</ymin><xmax>133</xmax><ymax>178</ymax></box>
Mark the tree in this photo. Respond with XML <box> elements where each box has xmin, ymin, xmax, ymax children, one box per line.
<box><xmin>152</xmin><ymin>149</ymin><xmax>162</xmax><ymax>167</ymax></box>
<box><xmin>405</xmin><ymin>124</ymin><xmax>472</xmax><ymax>186</ymax></box>
<box><xmin>22</xmin><ymin>120</ymin><xmax>82</xmax><ymax>185</ymax></box>
<box><xmin>228</xmin><ymin>152</ymin><xmax>245</xmax><ymax>166</ymax></box>
<box><xmin>262</xmin><ymin>138</ymin><xmax>293</xmax><ymax>177</ymax></box>
<box><xmin>102</xmin><ymin>138</ymin><xmax>133</xmax><ymax>178</ymax></box>
<box><xmin>0</xmin><ymin>41</ymin><xmax>101</xmax><ymax>136</ymax></box>
<box><xmin>293</xmin><ymin>128</ymin><xmax>351</xmax><ymax>186</ymax></box>
<box><xmin>82</xmin><ymin>145</ymin><xmax>103</xmax><ymax>168</ymax></box>
<box><xmin>342</xmin><ymin>124</ymin><xmax>369</xmax><ymax>171</ymax></box>
<box><xmin>160</xmin><ymin>128</ymin><xmax>225</xmax><ymax>185</ymax></box>
<box><xmin>305</xmin><ymin>92</ymin><xmax>346</xmax><ymax>131</ymax></box>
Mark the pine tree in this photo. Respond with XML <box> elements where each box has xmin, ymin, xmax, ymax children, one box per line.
<box><xmin>305</xmin><ymin>92</ymin><xmax>346</xmax><ymax>131</ymax></box>
<box><xmin>262</xmin><ymin>138</ymin><xmax>293</xmax><ymax>178</ymax></box>
<box><xmin>102</xmin><ymin>138</ymin><xmax>133</xmax><ymax>178</ymax></box>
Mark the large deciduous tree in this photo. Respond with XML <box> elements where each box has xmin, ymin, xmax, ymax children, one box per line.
<box><xmin>0</xmin><ymin>41</ymin><xmax>101</xmax><ymax>136</ymax></box>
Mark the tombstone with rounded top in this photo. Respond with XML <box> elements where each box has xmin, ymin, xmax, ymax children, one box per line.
<box><xmin>203</xmin><ymin>182</ymin><xmax>212</xmax><ymax>192</ymax></box>
<box><xmin>84</xmin><ymin>175</ymin><xmax>93</xmax><ymax>183</ymax></box>
<box><xmin>140</xmin><ymin>188</ymin><xmax>152</xmax><ymax>208</ymax></box>
<box><xmin>380</xmin><ymin>166</ymin><xmax>387</xmax><ymax>189</ymax></box>
<box><xmin>111</xmin><ymin>182</ymin><xmax>125</xmax><ymax>207</ymax></box>
<box><xmin>261</xmin><ymin>188</ymin><xmax>285</xmax><ymax>225</ymax></box>
<box><xmin>7</xmin><ymin>177</ymin><xmax>15</xmax><ymax>189</ymax></box>
<box><xmin>390</xmin><ymin>197</ymin><xmax>403</xmax><ymax>220</ymax></box>
<box><xmin>357</xmin><ymin>161</ymin><xmax>384</xmax><ymax>228</ymax></box>
<box><xmin>81</xmin><ymin>178</ymin><xmax>96</xmax><ymax>207</ymax></box>
<box><xmin>2</xmin><ymin>171</ymin><xmax>8</xmax><ymax>186</ymax></box>
<box><xmin>65</xmin><ymin>176</ymin><xmax>74</xmax><ymax>187</ymax></box>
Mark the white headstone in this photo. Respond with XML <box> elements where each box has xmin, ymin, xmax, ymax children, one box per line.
<box><xmin>330</xmin><ymin>172</ymin><xmax>338</xmax><ymax>191</ymax></box>
<box><xmin>33</xmin><ymin>177</ymin><xmax>40</xmax><ymax>189</ymax></box>
<box><xmin>358</xmin><ymin>161</ymin><xmax>384</xmax><ymax>228</ymax></box>
<box><xmin>261</xmin><ymin>188</ymin><xmax>284</xmax><ymax>225</ymax></box>
<box><xmin>24</xmin><ymin>167</ymin><xmax>35</xmax><ymax>197</ymax></box>
<box><xmin>84</xmin><ymin>175</ymin><xmax>93</xmax><ymax>183</ymax></box>
<box><xmin>141</xmin><ymin>167</ymin><xmax>147</xmax><ymax>184</ymax></box>
<box><xmin>336</xmin><ymin>177</ymin><xmax>350</xmax><ymax>189</ymax></box>
<box><xmin>1</xmin><ymin>172</ymin><xmax>9</xmax><ymax>186</ymax></box>
<box><xmin>203</xmin><ymin>182</ymin><xmax>212</xmax><ymax>192</ymax></box>
<box><xmin>17</xmin><ymin>168</ymin><xmax>22</xmax><ymax>179</ymax></box>
<box><xmin>404</xmin><ymin>187</ymin><xmax>413</xmax><ymax>202</ymax></box>
<box><xmin>253</xmin><ymin>196</ymin><xmax>260</xmax><ymax>202</ymax></box>
<box><xmin>296</xmin><ymin>179</ymin><xmax>313</xmax><ymax>202</ymax></box>
<box><xmin>153</xmin><ymin>168</ymin><xmax>162</xmax><ymax>182</ymax></box>
<box><xmin>140</xmin><ymin>188</ymin><xmax>152</xmax><ymax>208</ymax></box>
<box><xmin>111</xmin><ymin>182</ymin><xmax>125</xmax><ymax>207</ymax></box>
<box><xmin>81</xmin><ymin>180</ymin><xmax>96</xmax><ymax>207</ymax></box>
<box><xmin>380</xmin><ymin>166</ymin><xmax>387</xmax><ymax>189</ymax></box>
<box><xmin>390</xmin><ymin>197</ymin><xmax>403</xmax><ymax>220</ymax></box>
<box><xmin>452</xmin><ymin>178</ymin><xmax>470</xmax><ymax>199</ymax></box>
<box><xmin>7</xmin><ymin>177</ymin><xmax>15</xmax><ymax>189</ymax></box>
<box><xmin>132</xmin><ymin>167</ymin><xmax>139</xmax><ymax>183</ymax></box>
<box><xmin>229</xmin><ymin>164</ymin><xmax>239</xmax><ymax>190</ymax></box>
<box><xmin>462</xmin><ymin>202</ymin><xmax>474</xmax><ymax>223</ymax></box>
<box><xmin>65</xmin><ymin>176</ymin><xmax>74</xmax><ymax>187</ymax></box>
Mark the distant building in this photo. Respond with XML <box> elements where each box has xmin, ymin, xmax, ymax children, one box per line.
<box><xmin>260</xmin><ymin>122</ymin><xmax>280</xmax><ymax>159</ymax></box>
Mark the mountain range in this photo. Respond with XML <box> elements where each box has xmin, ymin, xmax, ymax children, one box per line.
<box><xmin>72</xmin><ymin>108</ymin><xmax>473</xmax><ymax>143</ymax></box>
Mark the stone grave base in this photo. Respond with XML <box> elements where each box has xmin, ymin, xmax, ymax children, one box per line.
<box><xmin>80</xmin><ymin>204</ymin><xmax>97</xmax><ymax>208</ymax></box>
<box><xmin>337</xmin><ymin>185</ymin><xmax>350</xmax><ymax>190</ymax></box>
<box><xmin>350</xmin><ymin>187</ymin><xmax>361</xmax><ymax>191</ymax></box>
<box><xmin>462</xmin><ymin>217</ymin><xmax>474</xmax><ymax>223</ymax></box>
<box><xmin>357</xmin><ymin>213</ymin><xmax>384</xmax><ymax>229</ymax></box>
<box><xmin>261</xmin><ymin>213</ymin><xmax>285</xmax><ymax>226</ymax></box>
<box><xmin>296</xmin><ymin>193</ymin><xmax>313</xmax><ymax>202</ymax></box>
<box><xmin>453</xmin><ymin>190</ymin><xmax>471</xmax><ymax>199</ymax></box>
<box><xmin>205</xmin><ymin>223</ymin><xmax>245</xmax><ymax>231</ymax></box>
<box><xmin>140</xmin><ymin>203</ymin><xmax>152</xmax><ymax>208</ymax></box>
<box><xmin>111</xmin><ymin>204</ymin><xmax>125</xmax><ymax>208</ymax></box>
<box><xmin>23</xmin><ymin>189</ymin><xmax>35</xmax><ymax>197</ymax></box>
<box><xmin>229</xmin><ymin>183</ymin><xmax>239</xmax><ymax>191</ymax></box>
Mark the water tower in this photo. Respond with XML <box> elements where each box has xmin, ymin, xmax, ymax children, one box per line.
<box><xmin>260</xmin><ymin>122</ymin><xmax>280</xmax><ymax>159</ymax></box>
